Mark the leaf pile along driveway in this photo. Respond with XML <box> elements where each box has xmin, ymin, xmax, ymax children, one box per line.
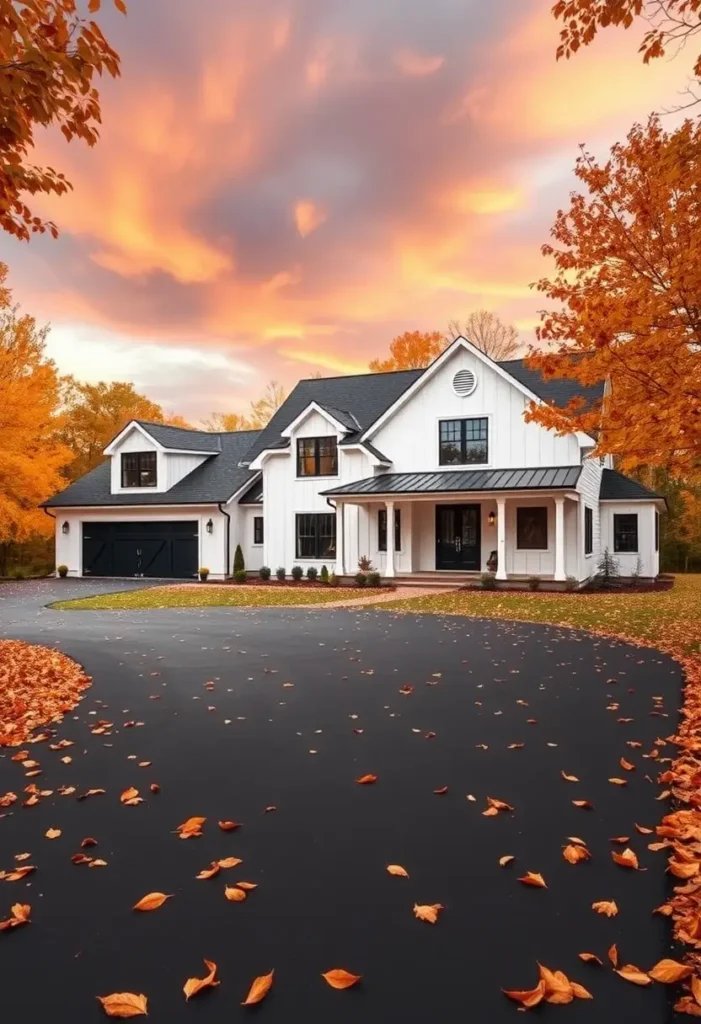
<box><xmin>0</xmin><ymin>594</ymin><xmax>683</xmax><ymax>1021</ymax></box>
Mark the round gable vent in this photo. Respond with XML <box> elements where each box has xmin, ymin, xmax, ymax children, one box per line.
<box><xmin>453</xmin><ymin>368</ymin><xmax>476</xmax><ymax>397</ymax></box>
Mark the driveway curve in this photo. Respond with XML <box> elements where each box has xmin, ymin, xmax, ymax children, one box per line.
<box><xmin>0</xmin><ymin>580</ymin><xmax>683</xmax><ymax>1022</ymax></box>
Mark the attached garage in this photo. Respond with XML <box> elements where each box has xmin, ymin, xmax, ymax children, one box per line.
<box><xmin>82</xmin><ymin>521</ymin><xmax>198</xmax><ymax>579</ymax></box>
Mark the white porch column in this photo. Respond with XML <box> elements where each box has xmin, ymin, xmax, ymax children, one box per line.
<box><xmin>496</xmin><ymin>497</ymin><xmax>507</xmax><ymax>580</ymax></box>
<box><xmin>336</xmin><ymin>501</ymin><xmax>346</xmax><ymax>576</ymax></box>
<box><xmin>554</xmin><ymin>496</ymin><xmax>566</xmax><ymax>582</ymax></box>
<box><xmin>385</xmin><ymin>500</ymin><xmax>396</xmax><ymax>577</ymax></box>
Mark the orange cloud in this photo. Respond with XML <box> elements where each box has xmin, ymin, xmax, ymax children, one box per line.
<box><xmin>294</xmin><ymin>200</ymin><xmax>327</xmax><ymax>237</ymax></box>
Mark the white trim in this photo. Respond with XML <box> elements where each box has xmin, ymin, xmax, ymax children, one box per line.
<box><xmin>224</xmin><ymin>471</ymin><xmax>263</xmax><ymax>506</ymax></box>
<box><xmin>436</xmin><ymin>413</ymin><xmax>492</xmax><ymax>470</ymax></box>
<box><xmin>340</xmin><ymin>443</ymin><xmax>391</xmax><ymax>467</ymax></box>
<box><xmin>103</xmin><ymin>421</ymin><xmax>166</xmax><ymax>456</ymax></box>
<box><xmin>249</xmin><ymin>448</ymin><xmax>290</xmax><ymax>471</ymax></box>
<box><xmin>281</xmin><ymin>401</ymin><xmax>352</xmax><ymax>438</ymax></box>
<box><xmin>359</xmin><ymin>336</ymin><xmax>597</xmax><ymax>447</ymax></box>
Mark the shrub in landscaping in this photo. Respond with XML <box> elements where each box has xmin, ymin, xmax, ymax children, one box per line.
<box><xmin>57</xmin><ymin>565</ymin><xmax>68</xmax><ymax>578</ymax></box>
<box><xmin>198</xmin><ymin>566</ymin><xmax>210</xmax><ymax>581</ymax></box>
<box><xmin>367</xmin><ymin>571</ymin><xmax>381</xmax><ymax>588</ymax></box>
<box><xmin>306</xmin><ymin>566</ymin><xmax>318</xmax><ymax>582</ymax></box>
<box><xmin>565</xmin><ymin>575</ymin><xmax>578</xmax><ymax>592</ymax></box>
<box><xmin>12</xmin><ymin>568</ymin><xmax>25</xmax><ymax>579</ymax></box>
<box><xmin>259</xmin><ymin>566</ymin><xmax>271</xmax><ymax>581</ymax></box>
<box><xmin>527</xmin><ymin>575</ymin><xmax>541</xmax><ymax>591</ymax></box>
<box><xmin>291</xmin><ymin>565</ymin><xmax>304</xmax><ymax>581</ymax></box>
<box><xmin>276</xmin><ymin>567</ymin><xmax>286</xmax><ymax>581</ymax></box>
<box><xmin>629</xmin><ymin>555</ymin><xmax>643</xmax><ymax>587</ymax></box>
<box><xmin>355</xmin><ymin>572</ymin><xmax>367</xmax><ymax>587</ymax></box>
<box><xmin>596</xmin><ymin>547</ymin><xmax>621</xmax><ymax>589</ymax></box>
<box><xmin>480</xmin><ymin>572</ymin><xmax>497</xmax><ymax>590</ymax></box>
<box><xmin>234</xmin><ymin>569</ymin><xmax>247</xmax><ymax>583</ymax></box>
<box><xmin>233</xmin><ymin>544</ymin><xmax>245</xmax><ymax>575</ymax></box>
<box><xmin>320</xmin><ymin>565</ymin><xmax>329</xmax><ymax>584</ymax></box>
<box><xmin>328</xmin><ymin>572</ymin><xmax>339</xmax><ymax>587</ymax></box>
<box><xmin>358</xmin><ymin>555</ymin><xmax>374</xmax><ymax>571</ymax></box>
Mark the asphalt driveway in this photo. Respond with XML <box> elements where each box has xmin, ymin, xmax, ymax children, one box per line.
<box><xmin>0</xmin><ymin>580</ymin><xmax>683</xmax><ymax>1021</ymax></box>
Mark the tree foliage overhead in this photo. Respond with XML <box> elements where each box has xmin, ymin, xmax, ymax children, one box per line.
<box><xmin>553</xmin><ymin>0</ymin><xmax>701</xmax><ymax>81</ymax></box>
<box><xmin>0</xmin><ymin>263</ymin><xmax>71</xmax><ymax>542</ymax></box>
<box><xmin>447</xmin><ymin>311</ymin><xmax>520</xmax><ymax>361</ymax></box>
<box><xmin>369</xmin><ymin>331</ymin><xmax>448</xmax><ymax>372</ymax></box>
<box><xmin>0</xmin><ymin>0</ymin><xmax>125</xmax><ymax>241</ymax></box>
<box><xmin>526</xmin><ymin>115</ymin><xmax>701</xmax><ymax>483</ymax></box>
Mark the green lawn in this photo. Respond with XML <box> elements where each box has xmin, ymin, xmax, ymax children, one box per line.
<box><xmin>388</xmin><ymin>574</ymin><xmax>701</xmax><ymax>658</ymax></box>
<box><xmin>52</xmin><ymin>585</ymin><xmax>360</xmax><ymax>610</ymax></box>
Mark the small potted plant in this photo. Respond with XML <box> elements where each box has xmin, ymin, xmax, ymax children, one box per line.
<box><xmin>198</xmin><ymin>566</ymin><xmax>210</xmax><ymax>582</ymax></box>
<box><xmin>57</xmin><ymin>565</ymin><xmax>68</xmax><ymax>579</ymax></box>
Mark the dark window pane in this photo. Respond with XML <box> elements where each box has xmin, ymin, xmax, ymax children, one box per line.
<box><xmin>296</xmin><ymin>436</ymin><xmax>338</xmax><ymax>476</ymax></box>
<box><xmin>394</xmin><ymin>509</ymin><xmax>401</xmax><ymax>551</ymax></box>
<box><xmin>254</xmin><ymin>517</ymin><xmax>264</xmax><ymax>545</ymax></box>
<box><xmin>121</xmin><ymin>451</ymin><xmax>156</xmax><ymax>488</ymax></box>
<box><xmin>614</xmin><ymin>513</ymin><xmax>638</xmax><ymax>553</ymax></box>
<box><xmin>378</xmin><ymin>509</ymin><xmax>387</xmax><ymax>551</ymax></box>
<box><xmin>439</xmin><ymin>418</ymin><xmax>488</xmax><ymax>465</ymax></box>
<box><xmin>121</xmin><ymin>453</ymin><xmax>138</xmax><ymax>487</ymax></box>
<box><xmin>516</xmin><ymin>507</ymin><xmax>548</xmax><ymax>550</ymax></box>
<box><xmin>584</xmin><ymin>506</ymin><xmax>593</xmax><ymax>555</ymax></box>
<box><xmin>295</xmin><ymin>513</ymin><xmax>336</xmax><ymax>558</ymax></box>
<box><xmin>655</xmin><ymin>512</ymin><xmax>659</xmax><ymax>552</ymax></box>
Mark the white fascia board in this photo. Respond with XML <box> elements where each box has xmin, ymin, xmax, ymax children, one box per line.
<box><xmin>104</xmin><ymin>420</ymin><xmax>168</xmax><ymax>456</ymax></box>
<box><xmin>248</xmin><ymin>448</ymin><xmax>290</xmax><ymax>471</ymax></box>
<box><xmin>280</xmin><ymin>401</ymin><xmax>349</xmax><ymax>438</ymax></box>
<box><xmin>341</xmin><ymin>443</ymin><xmax>390</xmax><ymax>468</ymax></box>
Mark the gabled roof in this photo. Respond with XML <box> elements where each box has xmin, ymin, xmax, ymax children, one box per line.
<box><xmin>500</xmin><ymin>361</ymin><xmax>605</xmax><ymax>412</ymax></box>
<box><xmin>44</xmin><ymin>430</ymin><xmax>261</xmax><ymax>507</ymax></box>
<box><xmin>133</xmin><ymin>421</ymin><xmax>223</xmax><ymax>453</ymax></box>
<box><xmin>323</xmin><ymin>466</ymin><xmax>582</xmax><ymax>497</ymax></box>
<box><xmin>599</xmin><ymin>469</ymin><xmax>664</xmax><ymax>501</ymax></box>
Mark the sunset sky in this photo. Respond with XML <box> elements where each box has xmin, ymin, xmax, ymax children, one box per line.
<box><xmin>0</xmin><ymin>0</ymin><xmax>690</xmax><ymax>421</ymax></box>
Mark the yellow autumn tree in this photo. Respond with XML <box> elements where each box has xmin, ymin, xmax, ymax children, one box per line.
<box><xmin>0</xmin><ymin>0</ymin><xmax>125</xmax><ymax>241</ymax></box>
<box><xmin>526</xmin><ymin>115</ymin><xmax>701</xmax><ymax>483</ymax></box>
<box><xmin>369</xmin><ymin>330</ymin><xmax>448</xmax><ymax>371</ymax></box>
<box><xmin>0</xmin><ymin>264</ymin><xmax>71</xmax><ymax>543</ymax></box>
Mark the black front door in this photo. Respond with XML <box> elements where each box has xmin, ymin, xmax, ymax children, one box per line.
<box><xmin>435</xmin><ymin>505</ymin><xmax>481</xmax><ymax>570</ymax></box>
<box><xmin>82</xmin><ymin>521</ymin><xmax>198</xmax><ymax>579</ymax></box>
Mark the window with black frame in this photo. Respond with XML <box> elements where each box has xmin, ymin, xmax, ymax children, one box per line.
<box><xmin>253</xmin><ymin>516</ymin><xmax>264</xmax><ymax>545</ymax></box>
<box><xmin>439</xmin><ymin>418</ymin><xmax>488</xmax><ymax>465</ymax></box>
<box><xmin>296</xmin><ymin>436</ymin><xmax>338</xmax><ymax>476</ymax></box>
<box><xmin>584</xmin><ymin>506</ymin><xmax>593</xmax><ymax>555</ymax></box>
<box><xmin>295</xmin><ymin>513</ymin><xmax>336</xmax><ymax>559</ymax></box>
<box><xmin>121</xmin><ymin>451</ymin><xmax>157</xmax><ymax>487</ymax></box>
<box><xmin>378</xmin><ymin>508</ymin><xmax>401</xmax><ymax>551</ymax></box>
<box><xmin>516</xmin><ymin>507</ymin><xmax>548</xmax><ymax>550</ymax></box>
<box><xmin>614</xmin><ymin>513</ymin><xmax>638</xmax><ymax>553</ymax></box>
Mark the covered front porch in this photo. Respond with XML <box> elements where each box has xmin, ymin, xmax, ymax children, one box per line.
<box><xmin>323</xmin><ymin>468</ymin><xmax>583</xmax><ymax>584</ymax></box>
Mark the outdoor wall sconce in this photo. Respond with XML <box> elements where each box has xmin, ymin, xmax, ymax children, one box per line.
<box><xmin>206</xmin><ymin>519</ymin><xmax>214</xmax><ymax>534</ymax></box>
<box><xmin>61</xmin><ymin>521</ymin><xmax>70</xmax><ymax>535</ymax></box>
<box><xmin>488</xmin><ymin>511</ymin><xmax>496</xmax><ymax>527</ymax></box>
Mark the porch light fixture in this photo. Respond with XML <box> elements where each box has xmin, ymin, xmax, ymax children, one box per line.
<box><xmin>61</xmin><ymin>521</ymin><xmax>70</xmax><ymax>535</ymax></box>
<box><xmin>206</xmin><ymin>518</ymin><xmax>214</xmax><ymax>534</ymax></box>
<box><xmin>488</xmin><ymin>511</ymin><xmax>496</xmax><ymax>527</ymax></box>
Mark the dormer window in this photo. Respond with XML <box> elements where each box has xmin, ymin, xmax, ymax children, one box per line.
<box><xmin>121</xmin><ymin>451</ymin><xmax>157</xmax><ymax>488</ymax></box>
<box><xmin>296</xmin><ymin>436</ymin><xmax>338</xmax><ymax>477</ymax></box>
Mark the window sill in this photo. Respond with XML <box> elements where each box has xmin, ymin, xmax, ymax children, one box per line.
<box><xmin>516</xmin><ymin>548</ymin><xmax>551</xmax><ymax>554</ymax></box>
<box><xmin>614</xmin><ymin>550</ymin><xmax>639</xmax><ymax>556</ymax></box>
<box><xmin>295</xmin><ymin>475</ymin><xmax>340</xmax><ymax>481</ymax></box>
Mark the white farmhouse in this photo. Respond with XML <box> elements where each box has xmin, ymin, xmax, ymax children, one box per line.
<box><xmin>47</xmin><ymin>337</ymin><xmax>664</xmax><ymax>586</ymax></box>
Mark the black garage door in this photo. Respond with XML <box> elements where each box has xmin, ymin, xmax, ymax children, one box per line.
<box><xmin>82</xmin><ymin>521</ymin><xmax>198</xmax><ymax>579</ymax></box>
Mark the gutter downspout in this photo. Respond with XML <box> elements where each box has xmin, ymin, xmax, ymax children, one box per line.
<box><xmin>217</xmin><ymin>502</ymin><xmax>231</xmax><ymax>577</ymax></box>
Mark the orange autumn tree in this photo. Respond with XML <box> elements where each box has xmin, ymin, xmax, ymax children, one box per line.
<box><xmin>526</xmin><ymin>115</ymin><xmax>701</xmax><ymax>483</ymax></box>
<box><xmin>0</xmin><ymin>264</ymin><xmax>71</xmax><ymax>544</ymax></box>
<box><xmin>369</xmin><ymin>330</ymin><xmax>448</xmax><ymax>371</ymax></box>
<box><xmin>553</xmin><ymin>1</ymin><xmax>701</xmax><ymax>82</ymax></box>
<box><xmin>0</xmin><ymin>0</ymin><xmax>125</xmax><ymax>241</ymax></box>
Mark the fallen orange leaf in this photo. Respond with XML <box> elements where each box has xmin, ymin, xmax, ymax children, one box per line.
<box><xmin>572</xmin><ymin>799</ymin><xmax>594</xmax><ymax>809</ymax></box>
<box><xmin>224</xmin><ymin>886</ymin><xmax>247</xmax><ymax>902</ymax></box>
<box><xmin>561</xmin><ymin>771</ymin><xmax>579</xmax><ymax>783</ymax></box>
<box><xmin>183</xmin><ymin>959</ymin><xmax>219</xmax><ymax>1001</ymax></box>
<box><xmin>502</xmin><ymin>980</ymin><xmax>545</xmax><ymax>1008</ymax></box>
<box><xmin>119</xmin><ymin>787</ymin><xmax>140</xmax><ymax>805</ymax></box>
<box><xmin>45</xmin><ymin>828</ymin><xmax>61</xmax><ymax>840</ymax></box>
<box><xmin>570</xmin><ymin>982</ymin><xmax>593</xmax><ymax>999</ymax></box>
<box><xmin>235</xmin><ymin>881</ymin><xmax>257</xmax><ymax>890</ymax></box>
<box><xmin>563</xmin><ymin>843</ymin><xmax>591</xmax><ymax>864</ymax></box>
<box><xmin>387</xmin><ymin>864</ymin><xmax>409</xmax><ymax>877</ymax></box>
<box><xmin>616</xmin><ymin>964</ymin><xmax>652</xmax><ymax>986</ymax></box>
<box><xmin>132</xmin><ymin>893</ymin><xmax>172</xmax><ymax>912</ymax></box>
<box><xmin>578</xmin><ymin>953</ymin><xmax>603</xmax><ymax>965</ymax></box>
<box><xmin>241</xmin><ymin>969</ymin><xmax>274</xmax><ymax>1006</ymax></box>
<box><xmin>217</xmin><ymin>856</ymin><xmax>242</xmax><ymax>869</ymax></box>
<box><xmin>196</xmin><ymin>863</ymin><xmax>220</xmax><ymax>880</ymax></box>
<box><xmin>413</xmin><ymin>903</ymin><xmax>444</xmax><ymax>923</ymax></box>
<box><xmin>634</xmin><ymin>823</ymin><xmax>653</xmax><ymax>835</ymax></box>
<box><xmin>356</xmin><ymin>774</ymin><xmax>377</xmax><ymax>784</ymax></box>
<box><xmin>321</xmin><ymin>969</ymin><xmax>362</xmax><ymax>989</ymax></box>
<box><xmin>218</xmin><ymin>820</ymin><xmax>241</xmax><ymax>831</ymax></box>
<box><xmin>611</xmin><ymin>848</ymin><xmax>639</xmax><ymax>869</ymax></box>
<box><xmin>648</xmin><ymin>959</ymin><xmax>692</xmax><ymax>983</ymax></box>
<box><xmin>620</xmin><ymin>757</ymin><xmax>635</xmax><ymax>771</ymax></box>
<box><xmin>499</xmin><ymin>855</ymin><xmax>515</xmax><ymax>867</ymax></box>
<box><xmin>97</xmin><ymin>992</ymin><xmax>148</xmax><ymax>1018</ymax></box>
<box><xmin>518</xmin><ymin>871</ymin><xmax>547</xmax><ymax>888</ymax></box>
<box><xmin>608</xmin><ymin>944</ymin><xmax>618</xmax><ymax>967</ymax></box>
<box><xmin>609</xmin><ymin>778</ymin><xmax>628</xmax><ymax>786</ymax></box>
<box><xmin>539</xmin><ymin>964</ymin><xmax>573</xmax><ymax>1004</ymax></box>
<box><xmin>592</xmin><ymin>900</ymin><xmax>618</xmax><ymax>917</ymax></box>
<box><xmin>433</xmin><ymin>786</ymin><xmax>448</xmax><ymax>795</ymax></box>
<box><xmin>176</xmin><ymin>816</ymin><xmax>206</xmax><ymax>839</ymax></box>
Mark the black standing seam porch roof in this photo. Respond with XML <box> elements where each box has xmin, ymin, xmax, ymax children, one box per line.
<box><xmin>322</xmin><ymin>466</ymin><xmax>583</xmax><ymax>497</ymax></box>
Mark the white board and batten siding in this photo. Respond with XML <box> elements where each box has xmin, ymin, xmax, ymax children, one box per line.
<box><xmin>108</xmin><ymin>427</ymin><xmax>208</xmax><ymax>495</ymax></box>
<box><xmin>600</xmin><ymin>502</ymin><xmax>660</xmax><ymax>578</ymax></box>
<box><xmin>236</xmin><ymin>505</ymin><xmax>265</xmax><ymax>572</ymax></box>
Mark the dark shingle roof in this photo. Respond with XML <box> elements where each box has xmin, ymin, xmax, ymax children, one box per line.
<box><xmin>322</xmin><ymin>466</ymin><xmax>582</xmax><ymax>497</ymax></box>
<box><xmin>600</xmin><ymin>470</ymin><xmax>663</xmax><ymax>501</ymax></box>
<box><xmin>132</xmin><ymin>420</ymin><xmax>222</xmax><ymax>453</ymax></box>
<box><xmin>238</xmin><ymin>478</ymin><xmax>264</xmax><ymax>505</ymax></box>
<box><xmin>500</xmin><ymin>360</ymin><xmax>605</xmax><ymax>410</ymax></box>
<box><xmin>44</xmin><ymin>430</ymin><xmax>261</xmax><ymax>507</ymax></box>
<box><xmin>317</xmin><ymin>404</ymin><xmax>360</xmax><ymax>432</ymax></box>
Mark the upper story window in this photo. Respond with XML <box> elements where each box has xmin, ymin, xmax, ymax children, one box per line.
<box><xmin>121</xmin><ymin>451</ymin><xmax>156</xmax><ymax>488</ymax></box>
<box><xmin>439</xmin><ymin>417</ymin><xmax>488</xmax><ymax>466</ymax></box>
<box><xmin>614</xmin><ymin>513</ymin><xmax>638</xmax><ymax>553</ymax></box>
<box><xmin>296</xmin><ymin>436</ymin><xmax>338</xmax><ymax>477</ymax></box>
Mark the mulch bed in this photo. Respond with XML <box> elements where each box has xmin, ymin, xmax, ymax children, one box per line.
<box><xmin>0</xmin><ymin>640</ymin><xmax>91</xmax><ymax>748</ymax></box>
